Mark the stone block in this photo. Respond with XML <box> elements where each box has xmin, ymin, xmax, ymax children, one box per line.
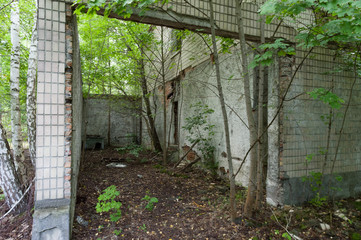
<box><xmin>32</xmin><ymin>205</ymin><xmax>70</xmax><ymax>240</ymax></box>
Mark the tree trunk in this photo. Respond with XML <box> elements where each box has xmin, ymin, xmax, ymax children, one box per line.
<box><xmin>0</xmin><ymin>123</ymin><xmax>26</xmax><ymax>213</ymax></box>
<box><xmin>10</xmin><ymin>0</ymin><xmax>27</xmax><ymax>187</ymax></box>
<box><xmin>161</xmin><ymin>27</ymin><xmax>167</xmax><ymax>165</ymax></box>
<box><xmin>235</xmin><ymin>0</ymin><xmax>258</xmax><ymax>217</ymax></box>
<box><xmin>209</xmin><ymin>0</ymin><xmax>236</xmax><ymax>222</ymax></box>
<box><xmin>26</xmin><ymin>3</ymin><xmax>38</xmax><ymax>167</ymax></box>
<box><xmin>255</xmin><ymin>15</ymin><xmax>266</xmax><ymax>209</ymax></box>
<box><xmin>139</xmin><ymin>56</ymin><xmax>163</xmax><ymax>153</ymax></box>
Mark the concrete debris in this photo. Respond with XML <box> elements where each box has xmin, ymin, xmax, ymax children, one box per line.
<box><xmin>320</xmin><ymin>223</ymin><xmax>330</xmax><ymax>231</ymax></box>
<box><xmin>289</xmin><ymin>233</ymin><xmax>303</xmax><ymax>240</ymax></box>
<box><xmin>106</xmin><ymin>163</ymin><xmax>127</xmax><ymax>168</ymax></box>
<box><xmin>76</xmin><ymin>216</ymin><xmax>88</xmax><ymax>227</ymax></box>
<box><xmin>334</xmin><ymin>210</ymin><xmax>350</xmax><ymax>222</ymax></box>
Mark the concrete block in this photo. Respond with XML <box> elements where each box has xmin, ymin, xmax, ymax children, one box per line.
<box><xmin>32</xmin><ymin>205</ymin><xmax>70</xmax><ymax>240</ymax></box>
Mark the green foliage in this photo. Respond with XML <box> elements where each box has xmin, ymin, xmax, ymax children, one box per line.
<box><xmin>305</xmin><ymin>153</ymin><xmax>315</xmax><ymax>163</ymax></box>
<box><xmin>307</xmin><ymin>88</ymin><xmax>345</xmax><ymax>109</ymax></box>
<box><xmin>170</xmin><ymin>29</ymin><xmax>190</xmax><ymax>52</ymax></box>
<box><xmin>354</xmin><ymin>201</ymin><xmax>361</xmax><ymax>211</ymax></box>
<box><xmin>352</xmin><ymin>232</ymin><xmax>361</xmax><ymax>240</ymax></box>
<box><xmin>250</xmin><ymin>39</ymin><xmax>295</xmax><ymax>69</ymax></box>
<box><xmin>182</xmin><ymin>102</ymin><xmax>217</xmax><ymax>171</ymax></box>
<box><xmin>142</xmin><ymin>193</ymin><xmax>158</xmax><ymax>211</ymax></box>
<box><xmin>139</xmin><ymin>223</ymin><xmax>147</xmax><ymax>232</ymax></box>
<box><xmin>75</xmin><ymin>0</ymin><xmax>162</xmax><ymax>18</ymax></box>
<box><xmin>116</xmin><ymin>143</ymin><xmax>143</xmax><ymax>157</ymax></box>
<box><xmin>302</xmin><ymin>171</ymin><xmax>323</xmax><ymax>192</ymax></box>
<box><xmin>309</xmin><ymin>192</ymin><xmax>327</xmax><ymax>208</ymax></box>
<box><xmin>0</xmin><ymin>0</ymin><xmax>36</xmax><ymax>133</ymax></box>
<box><xmin>153</xmin><ymin>163</ymin><xmax>164</xmax><ymax>169</ymax></box>
<box><xmin>0</xmin><ymin>193</ymin><xmax>4</xmax><ymax>201</ymax></box>
<box><xmin>113</xmin><ymin>229</ymin><xmax>122</xmax><ymax>236</ymax></box>
<box><xmin>78</xmin><ymin>15</ymin><xmax>151</xmax><ymax>97</ymax></box>
<box><xmin>219</xmin><ymin>37</ymin><xmax>236</xmax><ymax>54</ymax></box>
<box><xmin>261</xmin><ymin>0</ymin><xmax>361</xmax><ymax>48</ymax></box>
<box><xmin>302</xmin><ymin>171</ymin><xmax>327</xmax><ymax>207</ymax></box>
<box><xmin>282</xmin><ymin>232</ymin><xmax>292</xmax><ymax>240</ymax></box>
<box><xmin>303</xmin><ymin>150</ymin><xmax>344</xmax><ymax>207</ymax></box>
<box><xmin>140</xmin><ymin>158</ymin><xmax>148</xmax><ymax>163</ymax></box>
<box><xmin>96</xmin><ymin>185</ymin><xmax>122</xmax><ymax>222</ymax></box>
<box><xmin>235</xmin><ymin>189</ymin><xmax>246</xmax><ymax>202</ymax></box>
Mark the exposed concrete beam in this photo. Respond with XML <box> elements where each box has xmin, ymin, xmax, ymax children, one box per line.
<box><xmin>95</xmin><ymin>7</ymin><xmax>262</xmax><ymax>42</ymax></box>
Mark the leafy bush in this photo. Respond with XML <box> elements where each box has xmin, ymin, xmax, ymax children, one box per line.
<box><xmin>96</xmin><ymin>185</ymin><xmax>122</xmax><ymax>222</ymax></box>
<box><xmin>182</xmin><ymin>102</ymin><xmax>217</xmax><ymax>172</ymax></box>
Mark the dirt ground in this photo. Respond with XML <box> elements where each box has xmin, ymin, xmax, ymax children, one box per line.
<box><xmin>72</xmin><ymin>148</ymin><xmax>361</xmax><ymax>240</ymax></box>
<box><xmin>0</xmin><ymin>147</ymin><xmax>360</xmax><ymax>239</ymax></box>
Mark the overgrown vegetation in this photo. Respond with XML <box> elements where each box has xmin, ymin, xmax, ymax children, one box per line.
<box><xmin>116</xmin><ymin>144</ymin><xmax>144</xmax><ymax>157</ymax></box>
<box><xmin>1</xmin><ymin>0</ymin><xmax>361</xmax><ymax>238</ymax></box>
<box><xmin>182</xmin><ymin>102</ymin><xmax>217</xmax><ymax>172</ymax></box>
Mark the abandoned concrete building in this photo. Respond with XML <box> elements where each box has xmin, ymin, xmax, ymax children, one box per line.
<box><xmin>32</xmin><ymin>0</ymin><xmax>361</xmax><ymax>239</ymax></box>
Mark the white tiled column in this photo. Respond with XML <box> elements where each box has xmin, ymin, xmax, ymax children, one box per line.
<box><xmin>36</xmin><ymin>0</ymin><xmax>66</xmax><ymax>203</ymax></box>
<box><xmin>32</xmin><ymin>1</ymin><xmax>72</xmax><ymax>239</ymax></box>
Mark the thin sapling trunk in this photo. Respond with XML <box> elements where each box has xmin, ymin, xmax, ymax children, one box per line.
<box><xmin>209</xmin><ymin>0</ymin><xmax>236</xmax><ymax>222</ymax></box>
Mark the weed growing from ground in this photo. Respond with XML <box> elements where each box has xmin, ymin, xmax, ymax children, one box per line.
<box><xmin>113</xmin><ymin>229</ymin><xmax>122</xmax><ymax>236</ymax></box>
<box><xmin>139</xmin><ymin>224</ymin><xmax>147</xmax><ymax>232</ymax></box>
<box><xmin>96</xmin><ymin>185</ymin><xmax>122</xmax><ymax>222</ymax></box>
<box><xmin>142</xmin><ymin>192</ymin><xmax>158</xmax><ymax>211</ymax></box>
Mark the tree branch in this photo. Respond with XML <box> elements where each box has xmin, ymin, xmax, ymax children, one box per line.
<box><xmin>0</xmin><ymin>0</ymin><xmax>14</xmax><ymax>12</ymax></box>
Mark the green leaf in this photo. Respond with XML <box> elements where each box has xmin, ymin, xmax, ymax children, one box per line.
<box><xmin>307</xmin><ymin>88</ymin><xmax>344</xmax><ymax>109</ymax></box>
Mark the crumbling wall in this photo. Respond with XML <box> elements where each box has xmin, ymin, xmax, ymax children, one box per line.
<box><xmin>150</xmin><ymin>44</ymin><xmax>279</xmax><ymax>187</ymax></box>
<box><xmin>149</xmin><ymin>34</ymin><xmax>361</xmax><ymax>206</ymax></box>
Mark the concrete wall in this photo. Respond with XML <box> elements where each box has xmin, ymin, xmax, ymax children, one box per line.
<box><xmin>69</xmin><ymin>12</ymin><xmax>83</xmax><ymax>237</ymax></box>
<box><xmin>83</xmin><ymin>96</ymin><xmax>141</xmax><ymax>147</ymax></box>
<box><xmin>148</xmin><ymin>29</ymin><xmax>361</xmax><ymax>206</ymax></box>
<box><xmin>148</xmin><ymin>43</ymin><xmax>280</xmax><ymax>187</ymax></box>
<box><xmin>276</xmin><ymin>47</ymin><xmax>361</xmax><ymax>205</ymax></box>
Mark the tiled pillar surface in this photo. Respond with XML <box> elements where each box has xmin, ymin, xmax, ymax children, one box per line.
<box><xmin>32</xmin><ymin>1</ymin><xmax>74</xmax><ymax>239</ymax></box>
<box><xmin>36</xmin><ymin>0</ymin><xmax>67</xmax><ymax>203</ymax></box>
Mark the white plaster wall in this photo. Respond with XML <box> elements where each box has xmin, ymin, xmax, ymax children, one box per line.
<box><xmin>147</xmin><ymin>36</ymin><xmax>281</xmax><ymax>187</ymax></box>
<box><xmin>178</xmin><ymin>49</ymin><xmax>280</xmax><ymax>186</ymax></box>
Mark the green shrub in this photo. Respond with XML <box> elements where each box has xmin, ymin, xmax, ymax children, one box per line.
<box><xmin>96</xmin><ymin>185</ymin><xmax>122</xmax><ymax>222</ymax></box>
